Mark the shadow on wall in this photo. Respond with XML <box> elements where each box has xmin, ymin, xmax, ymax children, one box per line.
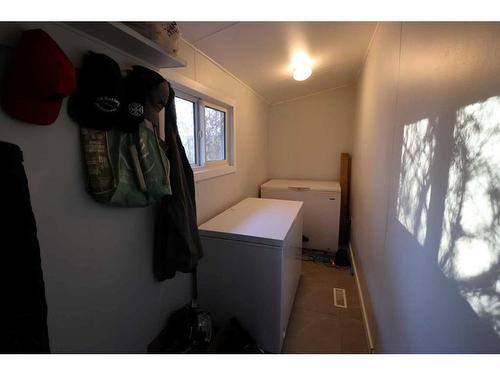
<box><xmin>397</xmin><ymin>117</ymin><xmax>435</xmax><ymax>246</ymax></box>
<box><xmin>396</xmin><ymin>96</ymin><xmax>500</xmax><ymax>341</ymax></box>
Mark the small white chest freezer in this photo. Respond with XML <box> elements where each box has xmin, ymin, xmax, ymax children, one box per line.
<box><xmin>260</xmin><ymin>179</ymin><xmax>341</xmax><ymax>252</ymax></box>
<box><xmin>198</xmin><ymin>197</ymin><xmax>303</xmax><ymax>353</ymax></box>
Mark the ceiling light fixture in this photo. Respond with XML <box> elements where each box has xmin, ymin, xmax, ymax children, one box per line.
<box><xmin>291</xmin><ymin>52</ymin><xmax>313</xmax><ymax>81</ymax></box>
<box><xmin>293</xmin><ymin>64</ymin><xmax>312</xmax><ymax>81</ymax></box>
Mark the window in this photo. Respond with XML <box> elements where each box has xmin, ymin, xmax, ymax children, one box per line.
<box><xmin>167</xmin><ymin>75</ymin><xmax>235</xmax><ymax>182</ymax></box>
<box><xmin>204</xmin><ymin>106</ymin><xmax>226</xmax><ymax>162</ymax></box>
<box><xmin>174</xmin><ymin>96</ymin><xmax>196</xmax><ymax>164</ymax></box>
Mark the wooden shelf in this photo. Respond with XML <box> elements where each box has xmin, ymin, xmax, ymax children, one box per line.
<box><xmin>63</xmin><ymin>22</ymin><xmax>187</xmax><ymax>69</ymax></box>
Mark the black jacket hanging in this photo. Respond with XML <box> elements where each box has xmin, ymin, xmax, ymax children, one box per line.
<box><xmin>153</xmin><ymin>83</ymin><xmax>203</xmax><ymax>281</ymax></box>
<box><xmin>0</xmin><ymin>141</ymin><xmax>50</xmax><ymax>353</ymax></box>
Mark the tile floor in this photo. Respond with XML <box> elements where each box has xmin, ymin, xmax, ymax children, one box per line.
<box><xmin>282</xmin><ymin>260</ymin><xmax>369</xmax><ymax>353</ymax></box>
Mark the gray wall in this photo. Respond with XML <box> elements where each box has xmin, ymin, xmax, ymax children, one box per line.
<box><xmin>268</xmin><ymin>85</ymin><xmax>356</xmax><ymax>181</ymax></box>
<box><xmin>352</xmin><ymin>22</ymin><xmax>500</xmax><ymax>353</ymax></box>
<box><xmin>0</xmin><ymin>22</ymin><xmax>269</xmax><ymax>353</ymax></box>
<box><xmin>0</xmin><ymin>23</ymin><xmax>191</xmax><ymax>353</ymax></box>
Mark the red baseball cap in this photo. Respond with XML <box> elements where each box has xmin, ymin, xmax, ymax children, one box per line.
<box><xmin>1</xmin><ymin>29</ymin><xmax>76</xmax><ymax>126</ymax></box>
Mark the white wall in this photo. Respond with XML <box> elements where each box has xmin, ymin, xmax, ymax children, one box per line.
<box><xmin>267</xmin><ymin>85</ymin><xmax>356</xmax><ymax>181</ymax></box>
<box><xmin>352</xmin><ymin>22</ymin><xmax>500</xmax><ymax>353</ymax></box>
<box><xmin>0</xmin><ymin>23</ymin><xmax>269</xmax><ymax>352</ymax></box>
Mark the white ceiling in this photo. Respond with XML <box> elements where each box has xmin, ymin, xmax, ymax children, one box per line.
<box><xmin>177</xmin><ymin>22</ymin><xmax>377</xmax><ymax>104</ymax></box>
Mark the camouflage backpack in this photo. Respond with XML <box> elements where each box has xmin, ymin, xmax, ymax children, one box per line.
<box><xmin>80</xmin><ymin>120</ymin><xmax>171</xmax><ymax>207</ymax></box>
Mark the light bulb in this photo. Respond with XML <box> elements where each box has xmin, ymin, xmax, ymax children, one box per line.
<box><xmin>291</xmin><ymin>52</ymin><xmax>313</xmax><ymax>81</ymax></box>
<box><xmin>293</xmin><ymin>64</ymin><xmax>312</xmax><ymax>81</ymax></box>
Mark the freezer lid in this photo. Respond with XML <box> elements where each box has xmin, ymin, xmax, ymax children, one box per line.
<box><xmin>199</xmin><ymin>197</ymin><xmax>303</xmax><ymax>246</ymax></box>
<box><xmin>260</xmin><ymin>179</ymin><xmax>341</xmax><ymax>192</ymax></box>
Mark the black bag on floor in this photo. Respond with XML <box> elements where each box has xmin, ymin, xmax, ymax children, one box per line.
<box><xmin>207</xmin><ymin>318</ymin><xmax>263</xmax><ymax>354</ymax></box>
<box><xmin>148</xmin><ymin>268</ymin><xmax>212</xmax><ymax>353</ymax></box>
<box><xmin>333</xmin><ymin>247</ymin><xmax>351</xmax><ymax>267</ymax></box>
<box><xmin>148</xmin><ymin>304</ymin><xmax>212</xmax><ymax>353</ymax></box>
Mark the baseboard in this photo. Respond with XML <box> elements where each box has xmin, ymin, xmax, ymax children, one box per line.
<box><xmin>348</xmin><ymin>242</ymin><xmax>375</xmax><ymax>353</ymax></box>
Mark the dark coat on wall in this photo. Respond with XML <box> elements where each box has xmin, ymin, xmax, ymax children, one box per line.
<box><xmin>153</xmin><ymin>83</ymin><xmax>203</xmax><ymax>281</ymax></box>
<box><xmin>0</xmin><ymin>141</ymin><xmax>50</xmax><ymax>353</ymax></box>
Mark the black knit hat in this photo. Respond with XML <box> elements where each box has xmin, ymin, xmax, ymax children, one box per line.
<box><xmin>119</xmin><ymin>67</ymin><xmax>147</xmax><ymax>133</ymax></box>
<box><xmin>119</xmin><ymin>65</ymin><xmax>168</xmax><ymax>132</ymax></box>
<box><xmin>69</xmin><ymin>52</ymin><xmax>124</xmax><ymax>130</ymax></box>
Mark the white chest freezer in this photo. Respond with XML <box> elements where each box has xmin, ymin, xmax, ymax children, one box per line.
<box><xmin>260</xmin><ymin>179</ymin><xmax>341</xmax><ymax>252</ymax></box>
<box><xmin>198</xmin><ymin>197</ymin><xmax>303</xmax><ymax>353</ymax></box>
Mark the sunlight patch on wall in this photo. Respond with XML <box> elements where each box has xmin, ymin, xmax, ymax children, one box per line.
<box><xmin>396</xmin><ymin>118</ymin><xmax>435</xmax><ymax>245</ymax></box>
<box><xmin>438</xmin><ymin>96</ymin><xmax>500</xmax><ymax>337</ymax></box>
<box><xmin>461</xmin><ymin>289</ymin><xmax>500</xmax><ymax>336</ymax></box>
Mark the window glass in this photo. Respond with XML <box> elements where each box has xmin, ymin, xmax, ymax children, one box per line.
<box><xmin>174</xmin><ymin>97</ymin><xmax>196</xmax><ymax>164</ymax></box>
<box><xmin>204</xmin><ymin>106</ymin><xmax>226</xmax><ymax>161</ymax></box>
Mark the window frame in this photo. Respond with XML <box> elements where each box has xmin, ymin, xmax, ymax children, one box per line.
<box><xmin>174</xmin><ymin>91</ymin><xmax>199</xmax><ymax>166</ymax></box>
<box><xmin>165</xmin><ymin>73</ymin><xmax>236</xmax><ymax>182</ymax></box>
